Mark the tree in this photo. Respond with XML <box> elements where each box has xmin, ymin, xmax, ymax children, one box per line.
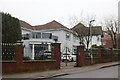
<box><xmin>2</xmin><ymin>12</ymin><xmax>22</xmax><ymax>43</ymax></box>
<box><xmin>70</xmin><ymin>15</ymin><xmax>96</xmax><ymax>50</ymax></box>
<box><xmin>104</xmin><ymin>17</ymin><xmax>118</xmax><ymax>48</ymax></box>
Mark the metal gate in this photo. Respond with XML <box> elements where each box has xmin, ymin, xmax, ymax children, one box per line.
<box><xmin>34</xmin><ymin>44</ymin><xmax>52</xmax><ymax>60</ymax></box>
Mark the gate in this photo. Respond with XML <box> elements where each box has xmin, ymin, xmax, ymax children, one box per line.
<box><xmin>34</xmin><ymin>44</ymin><xmax>52</xmax><ymax>60</ymax></box>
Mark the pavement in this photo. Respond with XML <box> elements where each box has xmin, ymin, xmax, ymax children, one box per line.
<box><xmin>2</xmin><ymin>61</ymin><xmax>119</xmax><ymax>80</ymax></box>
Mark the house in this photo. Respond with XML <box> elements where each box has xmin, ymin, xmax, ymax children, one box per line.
<box><xmin>20</xmin><ymin>20</ymin><xmax>54</xmax><ymax>60</ymax></box>
<box><xmin>102</xmin><ymin>31</ymin><xmax>120</xmax><ymax>49</ymax></box>
<box><xmin>71</xmin><ymin>23</ymin><xmax>103</xmax><ymax>48</ymax></box>
<box><xmin>20</xmin><ymin>20</ymin><xmax>80</xmax><ymax>60</ymax></box>
<box><xmin>33</xmin><ymin>20</ymin><xmax>80</xmax><ymax>54</ymax></box>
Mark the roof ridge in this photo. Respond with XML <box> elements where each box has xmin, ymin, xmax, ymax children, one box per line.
<box><xmin>20</xmin><ymin>20</ymin><xmax>33</xmax><ymax>30</ymax></box>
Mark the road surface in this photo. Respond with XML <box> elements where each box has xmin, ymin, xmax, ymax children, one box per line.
<box><xmin>56</xmin><ymin>65</ymin><xmax>118</xmax><ymax>78</ymax></box>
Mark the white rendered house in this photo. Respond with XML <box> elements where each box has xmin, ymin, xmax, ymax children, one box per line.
<box><xmin>20</xmin><ymin>20</ymin><xmax>80</xmax><ymax>60</ymax></box>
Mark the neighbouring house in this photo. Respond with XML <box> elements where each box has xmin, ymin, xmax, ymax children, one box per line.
<box><xmin>71</xmin><ymin>23</ymin><xmax>103</xmax><ymax>49</ymax></box>
<box><xmin>20</xmin><ymin>20</ymin><xmax>80</xmax><ymax>60</ymax></box>
<box><xmin>102</xmin><ymin>31</ymin><xmax>120</xmax><ymax>49</ymax></box>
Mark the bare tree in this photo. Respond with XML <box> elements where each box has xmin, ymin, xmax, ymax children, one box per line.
<box><xmin>104</xmin><ymin>17</ymin><xmax>118</xmax><ymax>48</ymax></box>
<box><xmin>69</xmin><ymin>14</ymin><xmax>96</xmax><ymax>49</ymax></box>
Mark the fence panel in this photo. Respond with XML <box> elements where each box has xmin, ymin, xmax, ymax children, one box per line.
<box><xmin>100</xmin><ymin>48</ymin><xmax>110</xmax><ymax>59</ymax></box>
<box><xmin>113</xmin><ymin>49</ymin><xmax>120</xmax><ymax>57</ymax></box>
<box><xmin>2</xmin><ymin>43</ymin><xmax>16</xmax><ymax>60</ymax></box>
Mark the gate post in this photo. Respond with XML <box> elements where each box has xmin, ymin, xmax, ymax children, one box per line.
<box><xmin>15</xmin><ymin>42</ymin><xmax>23</xmax><ymax>64</ymax></box>
<box><xmin>110</xmin><ymin>48</ymin><xmax>113</xmax><ymax>62</ymax></box>
<box><xmin>98</xmin><ymin>48</ymin><xmax>102</xmax><ymax>63</ymax></box>
<box><xmin>51</xmin><ymin>43</ymin><xmax>61</xmax><ymax>69</ymax></box>
<box><xmin>76</xmin><ymin>45</ymin><xmax>85</xmax><ymax>67</ymax></box>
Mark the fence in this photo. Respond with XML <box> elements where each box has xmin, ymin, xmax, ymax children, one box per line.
<box><xmin>2</xmin><ymin>43</ymin><xmax>16</xmax><ymax>60</ymax></box>
<box><xmin>84</xmin><ymin>48</ymin><xmax>119</xmax><ymax>65</ymax></box>
<box><xmin>2</xmin><ymin>42</ymin><xmax>61</xmax><ymax>74</ymax></box>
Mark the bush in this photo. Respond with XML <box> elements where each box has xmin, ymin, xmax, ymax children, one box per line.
<box><xmin>23</xmin><ymin>57</ymin><xmax>31</xmax><ymax>60</ymax></box>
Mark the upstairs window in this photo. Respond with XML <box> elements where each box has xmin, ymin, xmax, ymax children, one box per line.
<box><xmin>32</xmin><ymin>32</ymin><xmax>41</xmax><ymax>39</ymax></box>
<box><xmin>97</xmin><ymin>36</ymin><xmax>100</xmax><ymax>41</ymax></box>
<box><xmin>22</xmin><ymin>33</ymin><xmax>30</xmax><ymax>40</ymax></box>
<box><xmin>66</xmin><ymin>33</ymin><xmax>71</xmax><ymax>41</ymax></box>
<box><xmin>42</xmin><ymin>33</ymin><xmax>52</xmax><ymax>39</ymax></box>
<box><xmin>52</xmin><ymin>35</ymin><xmax>58</xmax><ymax>42</ymax></box>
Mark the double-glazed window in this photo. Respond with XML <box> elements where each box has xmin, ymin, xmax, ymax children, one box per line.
<box><xmin>32</xmin><ymin>32</ymin><xmax>52</xmax><ymax>39</ymax></box>
<box><xmin>42</xmin><ymin>33</ymin><xmax>52</xmax><ymax>39</ymax></box>
<box><xmin>32</xmin><ymin>32</ymin><xmax>41</xmax><ymax>38</ymax></box>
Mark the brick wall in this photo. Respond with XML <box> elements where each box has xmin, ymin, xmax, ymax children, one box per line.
<box><xmin>2</xmin><ymin>43</ymin><xmax>61</xmax><ymax>74</ymax></box>
<box><xmin>77</xmin><ymin>46</ymin><xmax>119</xmax><ymax>66</ymax></box>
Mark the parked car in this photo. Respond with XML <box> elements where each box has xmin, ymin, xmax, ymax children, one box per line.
<box><xmin>61</xmin><ymin>53</ymin><xmax>76</xmax><ymax>62</ymax></box>
<box><xmin>35</xmin><ymin>51</ymin><xmax>52</xmax><ymax>60</ymax></box>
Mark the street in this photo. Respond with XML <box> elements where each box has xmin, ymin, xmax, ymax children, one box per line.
<box><xmin>56</xmin><ymin>65</ymin><xmax>118</xmax><ymax>78</ymax></box>
<box><xmin>2</xmin><ymin>62</ymin><xmax>119</xmax><ymax>80</ymax></box>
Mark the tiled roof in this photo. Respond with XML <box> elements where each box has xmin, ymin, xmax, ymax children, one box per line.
<box><xmin>91</xmin><ymin>26</ymin><xmax>103</xmax><ymax>35</ymax></box>
<box><xmin>33</xmin><ymin>20</ymin><xmax>68</xmax><ymax>30</ymax></box>
<box><xmin>71</xmin><ymin>23</ymin><xmax>87</xmax><ymax>36</ymax></box>
<box><xmin>71</xmin><ymin>23</ymin><xmax>103</xmax><ymax>36</ymax></box>
<box><xmin>19</xmin><ymin>20</ymin><xmax>33</xmax><ymax>30</ymax></box>
<box><xmin>20</xmin><ymin>20</ymin><xmax>78</xmax><ymax>36</ymax></box>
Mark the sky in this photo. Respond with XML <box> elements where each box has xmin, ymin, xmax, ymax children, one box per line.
<box><xmin>0</xmin><ymin>0</ymin><xmax>119</xmax><ymax>28</ymax></box>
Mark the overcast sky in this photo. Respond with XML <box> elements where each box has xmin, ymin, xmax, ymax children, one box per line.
<box><xmin>0</xmin><ymin>0</ymin><xmax>119</xmax><ymax>28</ymax></box>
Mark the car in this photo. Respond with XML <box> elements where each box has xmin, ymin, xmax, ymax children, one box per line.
<box><xmin>61</xmin><ymin>53</ymin><xmax>76</xmax><ymax>62</ymax></box>
<box><xmin>35</xmin><ymin>51</ymin><xmax>52</xmax><ymax>60</ymax></box>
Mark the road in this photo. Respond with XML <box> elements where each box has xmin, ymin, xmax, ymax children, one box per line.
<box><xmin>56</xmin><ymin>65</ymin><xmax>118</xmax><ymax>78</ymax></box>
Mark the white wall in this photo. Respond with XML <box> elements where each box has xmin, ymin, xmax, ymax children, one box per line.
<box><xmin>22</xmin><ymin>40</ymin><xmax>32</xmax><ymax>58</ymax></box>
<box><xmin>38</xmin><ymin>29</ymin><xmax>80</xmax><ymax>54</ymax></box>
<box><xmin>91</xmin><ymin>35</ymin><xmax>102</xmax><ymax>46</ymax></box>
<box><xmin>83</xmin><ymin>35</ymin><xmax>102</xmax><ymax>49</ymax></box>
<box><xmin>22</xmin><ymin>28</ymin><xmax>80</xmax><ymax>56</ymax></box>
<box><xmin>22</xmin><ymin>29</ymin><xmax>31</xmax><ymax>35</ymax></box>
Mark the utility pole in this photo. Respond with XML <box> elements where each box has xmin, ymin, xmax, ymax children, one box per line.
<box><xmin>89</xmin><ymin>20</ymin><xmax>95</xmax><ymax>64</ymax></box>
<box><xmin>65</xmin><ymin>46</ymin><xmax>67</xmax><ymax>66</ymax></box>
<box><xmin>65</xmin><ymin>33</ymin><xmax>69</xmax><ymax>66</ymax></box>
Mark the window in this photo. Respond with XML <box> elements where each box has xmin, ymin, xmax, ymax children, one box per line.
<box><xmin>66</xmin><ymin>33</ymin><xmax>71</xmax><ymax>40</ymax></box>
<box><xmin>52</xmin><ymin>35</ymin><xmax>58</xmax><ymax>42</ymax></box>
<box><xmin>32</xmin><ymin>32</ymin><xmax>41</xmax><ymax>38</ymax></box>
<box><xmin>73</xmin><ymin>36</ymin><xmax>77</xmax><ymax>42</ymax></box>
<box><xmin>22</xmin><ymin>33</ymin><xmax>30</xmax><ymax>40</ymax></box>
<box><xmin>42</xmin><ymin>33</ymin><xmax>52</xmax><ymax>39</ymax></box>
<box><xmin>32</xmin><ymin>33</ymin><xmax>36</xmax><ymax>38</ymax></box>
<box><xmin>97</xmin><ymin>36</ymin><xmax>100</xmax><ymax>41</ymax></box>
<box><xmin>36</xmin><ymin>33</ymin><xmax>41</xmax><ymax>38</ymax></box>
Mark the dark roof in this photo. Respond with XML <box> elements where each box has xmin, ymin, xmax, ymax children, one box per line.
<box><xmin>71</xmin><ymin>23</ymin><xmax>103</xmax><ymax>36</ymax></box>
<box><xmin>71</xmin><ymin>23</ymin><xmax>87</xmax><ymax>36</ymax></box>
<box><xmin>91</xmin><ymin>26</ymin><xmax>103</xmax><ymax>35</ymax></box>
<box><xmin>20</xmin><ymin>20</ymin><xmax>78</xmax><ymax>36</ymax></box>
<box><xmin>19</xmin><ymin>20</ymin><xmax>33</xmax><ymax>30</ymax></box>
<box><xmin>33</xmin><ymin>20</ymin><xmax>68</xmax><ymax>30</ymax></box>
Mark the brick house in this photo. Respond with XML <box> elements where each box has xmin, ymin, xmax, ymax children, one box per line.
<box><xmin>102</xmin><ymin>31</ymin><xmax>120</xmax><ymax>49</ymax></box>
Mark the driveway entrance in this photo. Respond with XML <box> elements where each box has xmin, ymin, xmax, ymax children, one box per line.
<box><xmin>61</xmin><ymin>61</ymin><xmax>76</xmax><ymax>68</ymax></box>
